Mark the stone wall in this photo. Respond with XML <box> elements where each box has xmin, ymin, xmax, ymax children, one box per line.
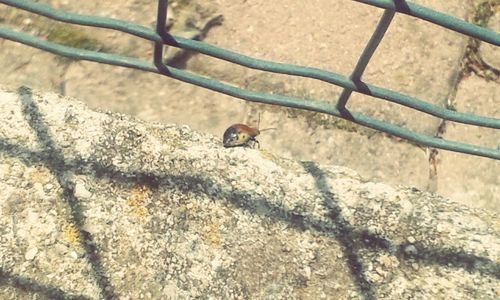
<box><xmin>0</xmin><ymin>87</ymin><xmax>498</xmax><ymax>299</ymax></box>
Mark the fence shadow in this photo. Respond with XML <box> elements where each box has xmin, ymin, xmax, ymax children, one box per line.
<box><xmin>0</xmin><ymin>268</ymin><xmax>91</xmax><ymax>300</ymax></box>
<box><xmin>11</xmin><ymin>87</ymin><xmax>116</xmax><ymax>300</ymax></box>
<box><xmin>0</xmin><ymin>86</ymin><xmax>498</xmax><ymax>299</ymax></box>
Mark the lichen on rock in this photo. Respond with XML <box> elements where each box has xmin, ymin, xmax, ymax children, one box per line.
<box><xmin>0</xmin><ymin>86</ymin><xmax>499</xmax><ymax>299</ymax></box>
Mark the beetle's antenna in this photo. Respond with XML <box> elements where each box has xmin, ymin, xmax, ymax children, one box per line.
<box><xmin>254</xmin><ymin>112</ymin><xmax>275</xmax><ymax>132</ymax></box>
<box><xmin>260</xmin><ymin>127</ymin><xmax>277</xmax><ymax>132</ymax></box>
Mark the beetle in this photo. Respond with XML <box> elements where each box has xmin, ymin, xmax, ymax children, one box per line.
<box><xmin>222</xmin><ymin>122</ymin><xmax>275</xmax><ymax>148</ymax></box>
<box><xmin>223</xmin><ymin>124</ymin><xmax>260</xmax><ymax>148</ymax></box>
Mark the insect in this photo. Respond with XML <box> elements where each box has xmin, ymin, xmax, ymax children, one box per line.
<box><xmin>222</xmin><ymin>118</ymin><xmax>275</xmax><ymax>148</ymax></box>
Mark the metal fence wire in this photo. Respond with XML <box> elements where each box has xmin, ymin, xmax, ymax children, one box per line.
<box><xmin>1</xmin><ymin>0</ymin><xmax>499</xmax><ymax>159</ymax></box>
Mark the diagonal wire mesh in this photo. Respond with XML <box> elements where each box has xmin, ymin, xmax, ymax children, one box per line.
<box><xmin>0</xmin><ymin>0</ymin><xmax>499</xmax><ymax>159</ymax></box>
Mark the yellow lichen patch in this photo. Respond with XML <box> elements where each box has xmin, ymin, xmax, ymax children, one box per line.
<box><xmin>166</xmin><ymin>137</ymin><xmax>187</xmax><ymax>150</ymax></box>
<box><xmin>62</xmin><ymin>223</ymin><xmax>82</xmax><ymax>247</ymax></box>
<box><xmin>259</xmin><ymin>148</ymin><xmax>276</xmax><ymax>161</ymax></box>
<box><xmin>29</xmin><ymin>166</ymin><xmax>52</xmax><ymax>184</ymax></box>
<box><xmin>184</xmin><ymin>201</ymin><xmax>200</xmax><ymax>215</ymax></box>
<box><xmin>202</xmin><ymin>217</ymin><xmax>221</xmax><ymax>247</ymax></box>
<box><xmin>126</xmin><ymin>184</ymin><xmax>151</xmax><ymax>219</ymax></box>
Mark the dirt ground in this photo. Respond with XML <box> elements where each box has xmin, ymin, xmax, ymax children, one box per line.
<box><xmin>0</xmin><ymin>0</ymin><xmax>499</xmax><ymax>211</ymax></box>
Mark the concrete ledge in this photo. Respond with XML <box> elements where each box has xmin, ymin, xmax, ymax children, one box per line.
<box><xmin>0</xmin><ymin>86</ymin><xmax>499</xmax><ymax>299</ymax></box>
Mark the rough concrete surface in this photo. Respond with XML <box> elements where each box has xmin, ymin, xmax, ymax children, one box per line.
<box><xmin>440</xmin><ymin>75</ymin><xmax>500</xmax><ymax>212</ymax></box>
<box><xmin>480</xmin><ymin>9</ymin><xmax>500</xmax><ymax>70</ymax></box>
<box><xmin>1</xmin><ymin>0</ymin><xmax>498</xmax><ymax>213</ymax></box>
<box><xmin>0</xmin><ymin>0</ymin><xmax>499</xmax><ymax>212</ymax></box>
<box><xmin>0</xmin><ymin>86</ymin><xmax>499</xmax><ymax>299</ymax></box>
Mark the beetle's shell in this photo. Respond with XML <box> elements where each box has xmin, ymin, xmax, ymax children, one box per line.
<box><xmin>223</xmin><ymin>124</ymin><xmax>260</xmax><ymax>147</ymax></box>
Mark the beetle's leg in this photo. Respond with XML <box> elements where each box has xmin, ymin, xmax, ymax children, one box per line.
<box><xmin>253</xmin><ymin>138</ymin><xmax>260</xmax><ymax>149</ymax></box>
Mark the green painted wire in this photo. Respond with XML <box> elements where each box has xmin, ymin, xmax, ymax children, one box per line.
<box><xmin>354</xmin><ymin>0</ymin><xmax>500</xmax><ymax>46</ymax></box>
<box><xmin>1</xmin><ymin>27</ymin><xmax>499</xmax><ymax>159</ymax></box>
<box><xmin>337</xmin><ymin>9</ymin><xmax>396</xmax><ymax>109</ymax></box>
<box><xmin>2</xmin><ymin>0</ymin><xmax>499</xmax><ymax>130</ymax></box>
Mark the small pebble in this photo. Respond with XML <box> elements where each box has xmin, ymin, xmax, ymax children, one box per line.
<box><xmin>369</xmin><ymin>273</ymin><xmax>382</xmax><ymax>283</ymax></box>
<box><xmin>303</xmin><ymin>266</ymin><xmax>311</xmax><ymax>279</ymax></box>
<box><xmin>404</xmin><ymin>245</ymin><xmax>418</xmax><ymax>255</ymax></box>
<box><xmin>45</xmin><ymin>183</ymin><xmax>54</xmax><ymax>191</ymax></box>
<box><xmin>74</xmin><ymin>181</ymin><xmax>92</xmax><ymax>199</ymax></box>
<box><xmin>25</xmin><ymin>247</ymin><xmax>38</xmax><ymax>260</ymax></box>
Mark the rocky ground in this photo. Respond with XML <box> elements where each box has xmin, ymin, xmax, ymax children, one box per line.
<box><xmin>0</xmin><ymin>1</ymin><xmax>499</xmax><ymax>299</ymax></box>
<box><xmin>1</xmin><ymin>0</ymin><xmax>499</xmax><ymax>211</ymax></box>
<box><xmin>1</xmin><ymin>0</ymin><xmax>498</xmax><ymax>213</ymax></box>
<box><xmin>0</xmin><ymin>87</ymin><xmax>499</xmax><ymax>299</ymax></box>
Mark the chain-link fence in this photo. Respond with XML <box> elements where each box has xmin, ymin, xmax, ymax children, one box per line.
<box><xmin>1</xmin><ymin>0</ymin><xmax>499</xmax><ymax>159</ymax></box>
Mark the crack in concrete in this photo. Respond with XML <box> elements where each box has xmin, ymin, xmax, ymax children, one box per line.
<box><xmin>425</xmin><ymin>0</ymin><xmax>499</xmax><ymax>191</ymax></box>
